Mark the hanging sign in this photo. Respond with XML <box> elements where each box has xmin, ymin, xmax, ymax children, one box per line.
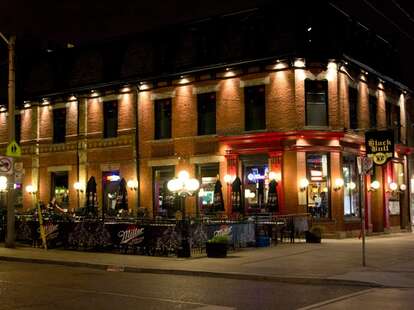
<box><xmin>365</xmin><ymin>130</ymin><xmax>394</xmax><ymax>166</ymax></box>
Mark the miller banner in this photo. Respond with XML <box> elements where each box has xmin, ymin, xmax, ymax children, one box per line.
<box><xmin>365</xmin><ymin>130</ymin><xmax>394</xmax><ymax>166</ymax></box>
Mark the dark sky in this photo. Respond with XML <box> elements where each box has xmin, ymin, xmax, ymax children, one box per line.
<box><xmin>0</xmin><ymin>0</ymin><xmax>413</xmax><ymax>88</ymax></box>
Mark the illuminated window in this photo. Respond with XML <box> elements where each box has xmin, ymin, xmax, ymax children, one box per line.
<box><xmin>197</xmin><ymin>92</ymin><xmax>216</xmax><ymax>135</ymax></box>
<box><xmin>348</xmin><ymin>87</ymin><xmax>358</xmax><ymax>129</ymax></box>
<box><xmin>154</xmin><ymin>99</ymin><xmax>172</xmax><ymax>140</ymax></box>
<box><xmin>306</xmin><ymin>153</ymin><xmax>330</xmax><ymax>218</ymax></box>
<box><xmin>245</xmin><ymin>85</ymin><xmax>265</xmax><ymax>131</ymax></box>
<box><xmin>343</xmin><ymin>154</ymin><xmax>359</xmax><ymax>217</ymax></box>
<box><xmin>153</xmin><ymin>166</ymin><xmax>175</xmax><ymax>218</ymax></box>
<box><xmin>305</xmin><ymin>80</ymin><xmax>328</xmax><ymax>126</ymax></box>
<box><xmin>196</xmin><ymin>163</ymin><xmax>219</xmax><ymax>214</ymax></box>
<box><xmin>103</xmin><ymin>100</ymin><xmax>118</xmax><ymax>138</ymax></box>
<box><xmin>51</xmin><ymin>171</ymin><xmax>69</xmax><ymax>208</ymax></box>
<box><xmin>53</xmin><ymin>108</ymin><xmax>66</xmax><ymax>143</ymax></box>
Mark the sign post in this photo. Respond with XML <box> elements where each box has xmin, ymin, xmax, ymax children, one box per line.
<box><xmin>361</xmin><ymin>130</ymin><xmax>395</xmax><ymax>267</ymax></box>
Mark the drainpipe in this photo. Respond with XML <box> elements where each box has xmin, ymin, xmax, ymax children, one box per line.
<box><xmin>134</xmin><ymin>86</ymin><xmax>140</xmax><ymax>214</ymax></box>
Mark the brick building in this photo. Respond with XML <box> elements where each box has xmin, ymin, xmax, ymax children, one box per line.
<box><xmin>0</xmin><ymin>3</ymin><xmax>412</xmax><ymax>235</ymax></box>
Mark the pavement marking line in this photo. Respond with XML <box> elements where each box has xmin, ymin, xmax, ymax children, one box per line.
<box><xmin>297</xmin><ymin>288</ymin><xmax>376</xmax><ymax>310</ymax></box>
<box><xmin>0</xmin><ymin>278</ymin><xmax>213</xmax><ymax>308</ymax></box>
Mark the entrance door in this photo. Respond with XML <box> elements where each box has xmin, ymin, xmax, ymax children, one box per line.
<box><xmin>241</xmin><ymin>155</ymin><xmax>269</xmax><ymax>212</ymax></box>
<box><xmin>102</xmin><ymin>171</ymin><xmax>120</xmax><ymax>216</ymax></box>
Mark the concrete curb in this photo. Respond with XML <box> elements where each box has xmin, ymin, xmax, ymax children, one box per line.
<box><xmin>0</xmin><ymin>255</ymin><xmax>384</xmax><ymax>288</ymax></box>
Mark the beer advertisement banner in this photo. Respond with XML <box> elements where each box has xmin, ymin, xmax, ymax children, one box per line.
<box><xmin>365</xmin><ymin>130</ymin><xmax>394</xmax><ymax>166</ymax></box>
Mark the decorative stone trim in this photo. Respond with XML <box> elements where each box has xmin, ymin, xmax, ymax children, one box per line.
<box><xmin>47</xmin><ymin>165</ymin><xmax>72</xmax><ymax>172</ymax></box>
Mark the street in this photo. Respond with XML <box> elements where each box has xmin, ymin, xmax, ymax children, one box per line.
<box><xmin>0</xmin><ymin>261</ymin><xmax>363</xmax><ymax>310</ymax></box>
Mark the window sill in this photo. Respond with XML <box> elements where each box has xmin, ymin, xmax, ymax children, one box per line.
<box><xmin>344</xmin><ymin>216</ymin><xmax>360</xmax><ymax>223</ymax></box>
<box><xmin>303</xmin><ymin>126</ymin><xmax>330</xmax><ymax>131</ymax></box>
<box><xmin>243</xmin><ymin>129</ymin><xmax>267</xmax><ymax>134</ymax></box>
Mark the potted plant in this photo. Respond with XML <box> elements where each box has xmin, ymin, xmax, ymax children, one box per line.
<box><xmin>305</xmin><ymin>225</ymin><xmax>323</xmax><ymax>243</ymax></box>
<box><xmin>206</xmin><ymin>234</ymin><xmax>229</xmax><ymax>258</ymax></box>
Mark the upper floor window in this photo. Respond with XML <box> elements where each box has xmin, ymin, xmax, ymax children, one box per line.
<box><xmin>369</xmin><ymin>94</ymin><xmax>377</xmax><ymax>129</ymax></box>
<box><xmin>348</xmin><ymin>87</ymin><xmax>358</xmax><ymax>129</ymax></box>
<box><xmin>197</xmin><ymin>92</ymin><xmax>216</xmax><ymax>135</ymax></box>
<box><xmin>15</xmin><ymin>114</ymin><xmax>21</xmax><ymax>144</ymax></box>
<box><xmin>103</xmin><ymin>100</ymin><xmax>118</xmax><ymax>138</ymax></box>
<box><xmin>305</xmin><ymin>80</ymin><xmax>328</xmax><ymax>126</ymax></box>
<box><xmin>53</xmin><ymin>108</ymin><xmax>66</xmax><ymax>143</ymax></box>
<box><xmin>245</xmin><ymin>85</ymin><xmax>266</xmax><ymax>131</ymax></box>
<box><xmin>155</xmin><ymin>98</ymin><xmax>172</xmax><ymax>140</ymax></box>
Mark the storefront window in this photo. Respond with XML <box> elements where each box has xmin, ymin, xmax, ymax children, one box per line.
<box><xmin>196</xmin><ymin>163</ymin><xmax>219</xmax><ymax>214</ymax></box>
<box><xmin>306</xmin><ymin>153</ymin><xmax>330</xmax><ymax>218</ymax></box>
<box><xmin>153</xmin><ymin>166</ymin><xmax>175</xmax><ymax>218</ymax></box>
<box><xmin>51</xmin><ymin>171</ymin><xmax>69</xmax><ymax>209</ymax></box>
<box><xmin>343</xmin><ymin>154</ymin><xmax>359</xmax><ymax>217</ymax></box>
<box><xmin>393</xmin><ymin>162</ymin><xmax>404</xmax><ymax>187</ymax></box>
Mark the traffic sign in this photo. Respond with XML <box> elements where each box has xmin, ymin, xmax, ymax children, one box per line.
<box><xmin>0</xmin><ymin>156</ymin><xmax>13</xmax><ymax>174</ymax></box>
<box><xmin>6</xmin><ymin>140</ymin><xmax>21</xmax><ymax>158</ymax></box>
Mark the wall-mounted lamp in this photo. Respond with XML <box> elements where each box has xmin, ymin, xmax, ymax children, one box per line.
<box><xmin>299</xmin><ymin>178</ymin><xmax>309</xmax><ymax>192</ymax></box>
<box><xmin>269</xmin><ymin>171</ymin><xmax>282</xmax><ymax>182</ymax></box>
<box><xmin>26</xmin><ymin>184</ymin><xmax>37</xmax><ymax>195</ymax></box>
<box><xmin>369</xmin><ymin>180</ymin><xmax>380</xmax><ymax>192</ymax></box>
<box><xmin>0</xmin><ymin>176</ymin><xmax>7</xmax><ymax>192</ymax></box>
<box><xmin>127</xmin><ymin>179</ymin><xmax>138</xmax><ymax>191</ymax></box>
<box><xmin>388</xmin><ymin>182</ymin><xmax>398</xmax><ymax>193</ymax></box>
<box><xmin>74</xmin><ymin>181</ymin><xmax>85</xmax><ymax>193</ymax></box>
<box><xmin>347</xmin><ymin>182</ymin><xmax>356</xmax><ymax>191</ymax></box>
<box><xmin>334</xmin><ymin>178</ymin><xmax>344</xmax><ymax>191</ymax></box>
<box><xmin>400</xmin><ymin>184</ymin><xmax>407</xmax><ymax>192</ymax></box>
<box><xmin>224</xmin><ymin>174</ymin><xmax>235</xmax><ymax>184</ymax></box>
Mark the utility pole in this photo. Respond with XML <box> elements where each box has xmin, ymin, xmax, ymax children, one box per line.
<box><xmin>1</xmin><ymin>33</ymin><xmax>16</xmax><ymax>248</ymax></box>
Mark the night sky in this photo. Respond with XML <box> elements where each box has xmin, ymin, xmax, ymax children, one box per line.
<box><xmin>0</xmin><ymin>0</ymin><xmax>413</xmax><ymax>88</ymax></box>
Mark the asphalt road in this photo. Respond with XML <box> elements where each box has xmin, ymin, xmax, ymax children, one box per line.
<box><xmin>0</xmin><ymin>261</ymin><xmax>367</xmax><ymax>310</ymax></box>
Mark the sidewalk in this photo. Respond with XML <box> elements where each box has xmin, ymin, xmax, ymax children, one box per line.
<box><xmin>1</xmin><ymin>232</ymin><xmax>414</xmax><ymax>288</ymax></box>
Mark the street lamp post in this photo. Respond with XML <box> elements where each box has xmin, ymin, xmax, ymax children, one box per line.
<box><xmin>167</xmin><ymin>170</ymin><xmax>200</xmax><ymax>219</ymax></box>
<box><xmin>1</xmin><ymin>32</ymin><xmax>16</xmax><ymax>248</ymax></box>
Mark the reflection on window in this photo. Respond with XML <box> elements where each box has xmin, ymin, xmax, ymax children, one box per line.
<box><xmin>196</xmin><ymin>163</ymin><xmax>219</xmax><ymax>214</ymax></box>
<box><xmin>244</xmin><ymin>164</ymin><xmax>268</xmax><ymax>210</ymax></box>
<box><xmin>306</xmin><ymin>154</ymin><xmax>330</xmax><ymax>218</ymax></box>
<box><xmin>343</xmin><ymin>154</ymin><xmax>359</xmax><ymax>217</ymax></box>
<box><xmin>51</xmin><ymin>171</ymin><xmax>69</xmax><ymax>208</ymax></box>
<box><xmin>153</xmin><ymin>166</ymin><xmax>175</xmax><ymax>218</ymax></box>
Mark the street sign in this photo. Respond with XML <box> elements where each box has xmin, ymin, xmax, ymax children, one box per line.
<box><xmin>0</xmin><ymin>156</ymin><xmax>13</xmax><ymax>174</ymax></box>
<box><xmin>14</xmin><ymin>161</ymin><xmax>23</xmax><ymax>172</ymax></box>
<box><xmin>6</xmin><ymin>140</ymin><xmax>21</xmax><ymax>158</ymax></box>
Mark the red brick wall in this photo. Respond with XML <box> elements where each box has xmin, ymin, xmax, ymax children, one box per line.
<box><xmin>358</xmin><ymin>78</ymin><xmax>370</xmax><ymax>129</ymax></box>
<box><xmin>119</xmin><ymin>93</ymin><xmax>135</xmax><ymax>134</ymax></box>
<box><xmin>39</xmin><ymin>106</ymin><xmax>52</xmax><ymax>142</ymax></box>
<box><xmin>174</xmin><ymin>85</ymin><xmax>196</xmax><ymax>138</ymax></box>
<box><xmin>87</xmin><ymin>98</ymin><xmax>103</xmax><ymax>138</ymax></box>
<box><xmin>66</xmin><ymin>102</ymin><xmax>78</xmax><ymax>138</ymax></box>
<box><xmin>21</xmin><ymin>109</ymin><xmax>33</xmax><ymax>142</ymax></box>
<box><xmin>0</xmin><ymin>112</ymin><xmax>7</xmax><ymax>144</ymax></box>
<box><xmin>377</xmin><ymin>87</ymin><xmax>386</xmax><ymax>129</ymax></box>
<box><xmin>217</xmin><ymin>77</ymin><xmax>243</xmax><ymax>134</ymax></box>
<box><xmin>267</xmin><ymin>69</ymin><xmax>296</xmax><ymax>130</ymax></box>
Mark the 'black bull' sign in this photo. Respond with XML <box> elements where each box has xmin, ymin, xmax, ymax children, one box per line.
<box><xmin>365</xmin><ymin>130</ymin><xmax>394</xmax><ymax>166</ymax></box>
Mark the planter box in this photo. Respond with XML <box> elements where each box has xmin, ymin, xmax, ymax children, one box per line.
<box><xmin>206</xmin><ymin>242</ymin><xmax>228</xmax><ymax>258</ymax></box>
<box><xmin>305</xmin><ymin>231</ymin><xmax>321</xmax><ymax>243</ymax></box>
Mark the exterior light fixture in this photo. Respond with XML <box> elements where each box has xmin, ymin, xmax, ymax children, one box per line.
<box><xmin>294</xmin><ymin>59</ymin><xmax>305</xmax><ymax>68</ymax></box>
<box><xmin>299</xmin><ymin>178</ymin><xmax>309</xmax><ymax>191</ymax></box>
<box><xmin>269</xmin><ymin>171</ymin><xmax>282</xmax><ymax>182</ymax></box>
<box><xmin>24</xmin><ymin>102</ymin><xmax>31</xmax><ymax>108</ymax></box>
<box><xmin>127</xmin><ymin>179</ymin><xmax>138</xmax><ymax>191</ymax></box>
<box><xmin>334</xmin><ymin>178</ymin><xmax>344</xmax><ymax>191</ymax></box>
<box><xmin>307</xmin><ymin>27</ymin><xmax>312</xmax><ymax>32</ymax></box>
<box><xmin>69</xmin><ymin>95</ymin><xmax>77</xmax><ymax>101</ymax></box>
<box><xmin>74</xmin><ymin>181</ymin><xmax>85</xmax><ymax>193</ymax></box>
<box><xmin>400</xmin><ymin>184</ymin><xmax>407</xmax><ymax>192</ymax></box>
<box><xmin>26</xmin><ymin>184</ymin><xmax>37</xmax><ymax>194</ymax></box>
<box><xmin>347</xmin><ymin>182</ymin><xmax>356</xmax><ymax>191</ymax></box>
<box><xmin>389</xmin><ymin>182</ymin><xmax>398</xmax><ymax>192</ymax></box>
<box><xmin>41</xmin><ymin>98</ymin><xmax>49</xmax><ymax>105</ymax></box>
<box><xmin>0</xmin><ymin>106</ymin><xmax>6</xmax><ymax>112</ymax></box>
<box><xmin>0</xmin><ymin>176</ymin><xmax>8</xmax><ymax>192</ymax></box>
<box><xmin>167</xmin><ymin>170</ymin><xmax>200</xmax><ymax>196</ymax></box>
<box><xmin>224</xmin><ymin>174</ymin><xmax>235</xmax><ymax>184</ymax></box>
<box><xmin>121</xmin><ymin>85</ymin><xmax>131</xmax><ymax>93</ymax></box>
<box><xmin>370</xmin><ymin>180</ymin><xmax>380</xmax><ymax>191</ymax></box>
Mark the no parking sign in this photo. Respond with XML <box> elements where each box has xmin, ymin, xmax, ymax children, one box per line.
<box><xmin>0</xmin><ymin>156</ymin><xmax>13</xmax><ymax>175</ymax></box>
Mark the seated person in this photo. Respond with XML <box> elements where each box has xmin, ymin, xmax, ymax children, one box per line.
<box><xmin>47</xmin><ymin>197</ymin><xmax>66</xmax><ymax>213</ymax></box>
